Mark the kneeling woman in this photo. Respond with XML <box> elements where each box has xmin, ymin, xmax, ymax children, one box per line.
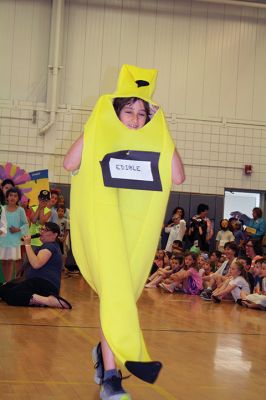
<box><xmin>0</xmin><ymin>222</ymin><xmax>71</xmax><ymax>309</ymax></box>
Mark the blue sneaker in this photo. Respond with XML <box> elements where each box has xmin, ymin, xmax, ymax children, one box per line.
<box><xmin>201</xmin><ymin>289</ymin><xmax>213</xmax><ymax>301</ymax></box>
<box><xmin>100</xmin><ymin>370</ymin><xmax>131</xmax><ymax>400</ymax></box>
<box><xmin>92</xmin><ymin>343</ymin><xmax>104</xmax><ymax>385</ymax></box>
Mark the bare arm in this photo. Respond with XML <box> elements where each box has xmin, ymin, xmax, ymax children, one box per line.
<box><xmin>171</xmin><ymin>149</ymin><xmax>185</xmax><ymax>185</ymax></box>
<box><xmin>63</xmin><ymin>134</ymin><xmax>84</xmax><ymax>172</ymax></box>
<box><xmin>0</xmin><ymin>207</ymin><xmax>7</xmax><ymax>236</ymax></box>
<box><xmin>214</xmin><ymin>282</ymin><xmax>236</xmax><ymax>298</ymax></box>
<box><xmin>23</xmin><ymin>235</ymin><xmax>52</xmax><ymax>269</ymax></box>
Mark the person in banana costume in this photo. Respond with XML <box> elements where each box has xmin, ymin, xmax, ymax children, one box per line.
<box><xmin>64</xmin><ymin>64</ymin><xmax>185</xmax><ymax>400</ymax></box>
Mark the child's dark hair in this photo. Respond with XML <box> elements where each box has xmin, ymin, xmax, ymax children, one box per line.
<box><xmin>237</xmin><ymin>255</ymin><xmax>251</xmax><ymax>266</ymax></box>
<box><xmin>0</xmin><ymin>188</ymin><xmax>5</xmax><ymax>205</ymax></box>
<box><xmin>184</xmin><ymin>251</ymin><xmax>198</xmax><ymax>270</ymax></box>
<box><xmin>113</xmin><ymin>97</ymin><xmax>150</xmax><ymax>124</ymax></box>
<box><xmin>172</xmin><ymin>207</ymin><xmax>185</xmax><ymax>219</ymax></box>
<box><xmin>51</xmin><ymin>189</ymin><xmax>59</xmax><ymax>197</ymax></box>
<box><xmin>57</xmin><ymin>205</ymin><xmax>66</xmax><ymax>212</ymax></box>
<box><xmin>172</xmin><ymin>240</ymin><xmax>184</xmax><ymax>249</ymax></box>
<box><xmin>1</xmin><ymin>178</ymin><xmax>15</xmax><ymax>188</ymax></box>
<box><xmin>211</xmin><ymin>250</ymin><xmax>222</xmax><ymax>259</ymax></box>
<box><xmin>253</xmin><ymin>207</ymin><xmax>262</xmax><ymax>218</ymax></box>
<box><xmin>224</xmin><ymin>241</ymin><xmax>238</xmax><ymax>256</ymax></box>
<box><xmin>172</xmin><ymin>254</ymin><xmax>184</xmax><ymax>265</ymax></box>
<box><xmin>6</xmin><ymin>187</ymin><xmax>21</xmax><ymax>204</ymax></box>
<box><xmin>197</xmin><ymin>203</ymin><xmax>209</xmax><ymax>214</ymax></box>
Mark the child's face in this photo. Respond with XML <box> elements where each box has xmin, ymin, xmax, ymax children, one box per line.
<box><xmin>220</xmin><ymin>219</ymin><xmax>229</xmax><ymax>230</ymax></box>
<box><xmin>119</xmin><ymin>100</ymin><xmax>147</xmax><ymax>129</ymax></box>
<box><xmin>185</xmin><ymin>255</ymin><xmax>194</xmax><ymax>268</ymax></box>
<box><xmin>253</xmin><ymin>263</ymin><xmax>262</xmax><ymax>276</ymax></box>
<box><xmin>7</xmin><ymin>192</ymin><xmax>19</xmax><ymax>205</ymax></box>
<box><xmin>172</xmin><ymin>216</ymin><xmax>180</xmax><ymax>225</ymax></box>
<box><xmin>157</xmin><ymin>250</ymin><xmax>164</xmax><ymax>260</ymax></box>
<box><xmin>50</xmin><ymin>193</ymin><xmax>58</xmax><ymax>206</ymax></box>
<box><xmin>210</xmin><ymin>253</ymin><xmax>217</xmax><ymax>262</ymax></box>
<box><xmin>57</xmin><ymin>208</ymin><xmax>65</xmax><ymax>218</ymax></box>
<box><xmin>203</xmin><ymin>262</ymin><xmax>211</xmax><ymax>272</ymax></box>
<box><xmin>230</xmin><ymin>263</ymin><xmax>241</xmax><ymax>277</ymax></box>
<box><xmin>198</xmin><ymin>256</ymin><xmax>206</xmax><ymax>268</ymax></box>
<box><xmin>170</xmin><ymin>258</ymin><xmax>179</xmax><ymax>269</ymax></box>
<box><xmin>217</xmin><ymin>256</ymin><xmax>226</xmax><ymax>268</ymax></box>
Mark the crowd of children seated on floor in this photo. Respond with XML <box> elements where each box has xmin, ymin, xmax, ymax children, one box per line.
<box><xmin>146</xmin><ymin>202</ymin><xmax>266</xmax><ymax>311</ymax></box>
<box><xmin>147</xmin><ymin>241</ymin><xmax>266</xmax><ymax>310</ymax></box>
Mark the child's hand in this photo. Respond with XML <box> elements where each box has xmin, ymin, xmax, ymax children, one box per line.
<box><xmin>9</xmin><ymin>226</ymin><xmax>20</xmax><ymax>234</ymax></box>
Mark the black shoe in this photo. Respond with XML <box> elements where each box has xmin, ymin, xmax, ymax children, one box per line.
<box><xmin>212</xmin><ymin>295</ymin><xmax>221</xmax><ymax>303</ymax></box>
<box><xmin>201</xmin><ymin>289</ymin><xmax>213</xmax><ymax>301</ymax></box>
<box><xmin>92</xmin><ymin>343</ymin><xmax>104</xmax><ymax>385</ymax></box>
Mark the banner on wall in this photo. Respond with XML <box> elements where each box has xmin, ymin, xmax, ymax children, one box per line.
<box><xmin>0</xmin><ymin>162</ymin><xmax>49</xmax><ymax>205</ymax></box>
<box><xmin>19</xmin><ymin>170</ymin><xmax>49</xmax><ymax>205</ymax></box>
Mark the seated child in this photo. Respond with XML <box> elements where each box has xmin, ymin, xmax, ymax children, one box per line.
<box><xmin>240</xmin><ymin>257</ymin><xmax>266</xmax><ymax>310</ymax></box>
<box><xmin>237</xmin><ymin>255</ymin><xmax>253</xmax><ymax>290</ymax></box>
<box><xmin>211</xmin><ymin>261</ymin><xmax>250</xmax><ymax>303</ymax></box>
<box><xmin>197</xmin><ymin>252</ymin><xmax>209</xmax><ymax>272</ymax></box>
<box><xmin>171</xmin><ymin>240</ymin><xmax>184</xmax><ymax>256</ymax></box>
<box><xmin>209</xmin><ymin>250</ymin><xmax>222</xmax><ymax>272</ymax></box>
<box><xmin>160</xmin><ymin>252</ymin><xmax>202</xmax><ymax>295</ymax></box>
<box><xmin>251</xmin><ymin>257</ymin><xmax>264</xmax><ymax>294</ymax></box>
<box><xmin>145</xmin><ymin>255</ymin><xmax>183</xmax><ymax>288</ymax></box>
<box><xmin>150</xmin><ymin>249</ymin><xmax>165</xmax><ymax>275</ymax></box>
<box><xmin>200</xmin><ymin>259</ymin><xmax>214</xmax><ymax>290</ymax></box>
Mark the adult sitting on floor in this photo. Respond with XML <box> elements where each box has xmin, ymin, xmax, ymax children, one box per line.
<box><xmin>0</xmin><ymin>222</ymin><xmax>71</xmax><ymax>309</ymax></box>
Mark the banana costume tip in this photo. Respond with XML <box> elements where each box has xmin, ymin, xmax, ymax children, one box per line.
<box><xmin>125</xmin><ymin>360</ymin><xmax>162</xmax><ymax>383</ymax></box>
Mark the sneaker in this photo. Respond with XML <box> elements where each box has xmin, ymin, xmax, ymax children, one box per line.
<box><xmin>100</xmin><ymin>370</ymin><xmax>131</xmax><ymax>400</ymax></box>
<box><xmin>200</xmin><ymin>288</ymin><xmax>212</xmax><ymax>298</ymax></box>
<box><xmin>236</xmin><ymin>299</ymin><xmax>243</xmax><ymax>306</ymax></box>
<box><xmin>212</xmin><ymin>295</ymin><xmax>221</xmax><ymax>303</ymax></box>
<box><xmin>159</xmin><ymin>282</ymin><xmax>175</xmax><ymax>293</ymax></box>
<box><xmin>201</xmin><ymin>289</ymin><xmax>213</xmax><ymax>301</ymax></box>
<box><xmin>92</xmin><ymin>343</ymin><xmax>104</xmax><ymax>385</ymax></box>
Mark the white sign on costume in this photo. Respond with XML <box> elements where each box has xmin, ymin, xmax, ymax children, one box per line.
<box><xmin>109</xmin><ymin>158</ymin><xmax>154</xmax><ymax>181</ymax></box>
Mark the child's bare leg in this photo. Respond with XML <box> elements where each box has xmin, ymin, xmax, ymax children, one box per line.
<box><xmin>173</xmin><ymin>270</ymin><xmax>187</xmax><ymax>282</ymax></box>
<box><xmin>148</xmin><ymin>271</ymin><xmax>159</xmax><ymax>281</ymax></box>
<box><xmin>215</xmin><ymin>275</ymin><xmax>225</xmax><ymax>288</ymax></box>
<box><xmin>15</xmin><ymin>259</ymin><xmax>22</xmax><ymax>277</ymax></box>
<box><xmin>1</xmin><ymin>260</ymin><xmax>13</xmax><ymax>282</ymax></box>
<box><xmin>240</xmin><ymin>291</ymin><xmax>247</xmax><ymax>300</ymax></box>
<box><xmin>100</xmin><ymin>328</ymin><xmax>116</xmax><ymax>371</ymax></box>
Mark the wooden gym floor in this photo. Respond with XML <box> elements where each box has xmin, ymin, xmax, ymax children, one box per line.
<box><xmin>0</xmin><ymin>273</ymin><xmax>265</xmax><ymax>400</ymax></box>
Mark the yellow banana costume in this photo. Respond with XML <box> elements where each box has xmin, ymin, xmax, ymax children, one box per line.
<box><xmin>70</xmin><ymin>65</ymin><xmax>174</xmax><ymax>383</ymax></box>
